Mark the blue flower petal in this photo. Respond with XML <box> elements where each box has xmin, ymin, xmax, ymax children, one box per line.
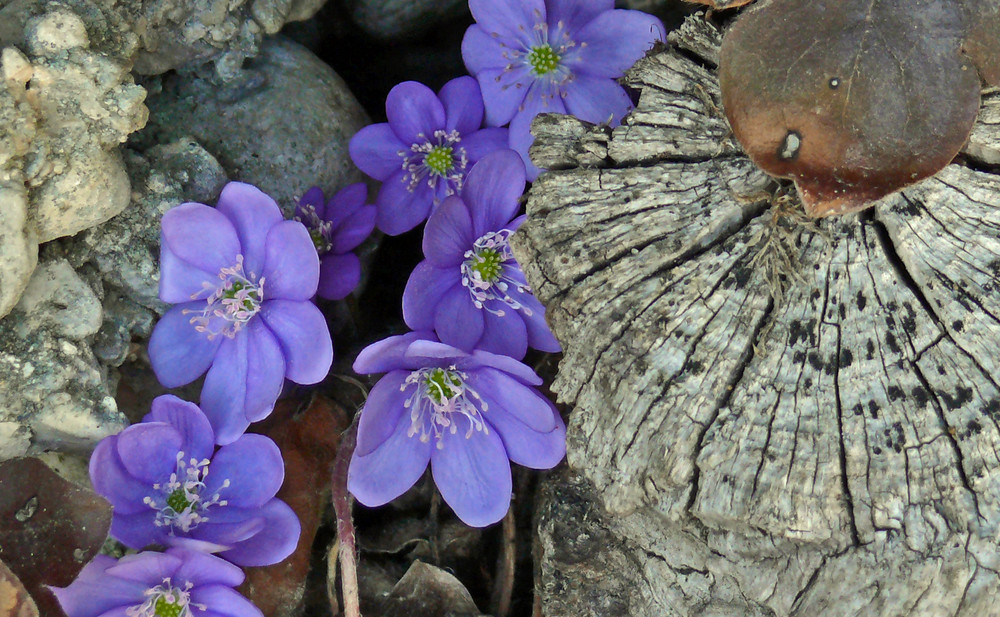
<box><xmin>478</xmin><ymin>304</ymin><xmax>528</xmax><ymax>359</ymax></box>
<box><xmin>200</xmin><ymin>331</ymin><xmax>252</xmax><ymax>446</ymax></box>
<box><xmin>105</xmin><ymin>552</ymin><xmax>182</xmax><ymax>585</ymax></box>
<box><xmin>212</xmin><ymin>500</ymin><xmax>301</xmax><ymax>567</ymax></box>
<box><xmin>562</xmin><ymin>74</ymin><xmax>633</xmax><ymax>126</ymax></box>
<box><xmin>324</xmin><ymin>183</ymin><xmax>368</xmax><ymax>228</ymax></box>
<box><xmin>375</xmin><ymin>171</ymin><xmax>435</xmax><ymax>235</ymax></box>
<box><xmin>109</xmin><ymin>509</ymin><xmax>167</xmax><ymax>550</ymax></box>
<box><xmin>317</xmin><ymin>252</ymin><xmax>361</xmax><ymax>301</ymax></box>
<box><xmin>386</xmin><ymin>81</ymin><xmax>446</xmax><ymax>146</ymax></box>
<box><xmin>214</xmin><ymin>182</ymin><xmax>284</xmax><ymax>277</ymax></box>
<box><xmin>148</xmin><ymin>303</ymin><xmax>223</xmax><ymax>388</ymax></box>
<box><xmin>169</xmin><ymin>549</ymin><xmax>245</xmax><ymax>588</ymax></box>
<box><xmin>159</xmin><ymin>242</ymin><xmax>215</xmax><ymax>304</ymax></box>
<box><xmin>259</xmin><ymin>300</ymin><xmax>333</xmax><ymax>384</ymax></box>
<box><xmin>349</xmin><ymin>123</ymin><xmax>408</xmax><ymax>181</ymax></box>
<box><xmin>486</xmin><ymin>404</ymin><xmax>566</xmax><ymax>469</ymax></box>
<box><xmin>261</xmin><ymin>220</ymin><xmax>320</xmax><ymax>301</ymax></box>
<box><xmin>573</xmin><ymin>10</ymin><xmax>665</xmax><ymax>79</ymax></box>
<box><xmin>435</xmin><ymin>285</ymin><xmax>485</xmax><ymax>352</ymax></box>
<box><xmin>423</xmin><ymin>196</ymin><xmax>475</xmax><ymax>267</ymax></box>
<box><xmin>203</xmin><ymin>434</ymin><xmax>284</xmax><ymax>509</ymax></box>
<box><xmin>462</xmin><ymin>151</ymin><xmax>526</xmax><ymax>239</ymax></box>
<box><xmin>430</xmin><ymin>423</ymin><xmax>512</xmax><ymax>527</ymax></box>
<box><xmin>468</xmin><ymin>0</ymin><xmax>545</xmax><ymax>44</ymax></box>
<box><xmin>475</xmin><ymin>368</ymin><xmax>556</xmax><ymax>432</ymax></box>
<box><xmin>353</xmin><ymin>332</ymin><xmax>433</xmax><ymax>374</ymax></box>
<box><xmin>161</xmin><ymin>203</ymin><xmax>241</xmax><ymax>276</ymax></box>
<box><xmin>88</xmin><ymin>437</ymin><xmax>150</xmax><ymax>515</ymax></box>
<box><xmin>460</xmin><ymin>128</ymin><xmax>510</xmax><ymax>166</ymax></box>
<box><xmin>189</xmin><ymin>585</ymin><xmax>264</xmax><ymax>617</ymax></box>
<box><xmin>508</xmin><ymin>82</ymin><xmax>566</xmax><ymax>181</ymax></box>
<box><xmin>143</xmin><ymin>395</ymin><xmax>215</xmax><ymax>462</ymax></box>
<box><xmin>462</xmin><ymin>25</ymin><xmax>511</xmax><ymax>74</ymax></box>
<box><xmin>403</xmin><ymin>262</ymin><xmax>463</xmax><ymax>331</ymax></box>
<box><xmin>512</xmin><ymin>286</ymin><xmax>562</xmax><ymax>352</ymax></box>
<box><xmin>545</xmin><ymin>0</ymin><xmax>614</xmax><ymax>32</ymax></box>
<box><xmin>465</xmin><ymin>349</ymin><xmax>542</xmax><ymax>386</ymax></box>
<box><xmin>244</xmin><ymin>318</ymin><xmax>286</xmax><ymax>422</ymax></box>
<box><xmin>329</xmin><ymin>205</ymin><xmax>376</xmax><ymax>254</ymax></box>
<box><xmin>50</xmin><ymin>560</ymin><xmax>147</xmax><ymax>617</ymax></box>
<box><xmin>355</xmin><ymin>371</ymin><xmax>412</xmax><ymax>456</ymax></box>
<box><xmin>474</xmin><ymin>66</ymin><xmax>533</xmax><ymax>127</ymax></box>
<box><xmin>439</xmin><ymin>76</ymin><xmax>484</xmax><ymax>135</ymax></box>
<box><xmin>116</xmin><ymin>423</ymin><xmax>182</xmax><ymax>484</ymax></box>
<box><xmin>297</xmin><ymin>186</ymin><xmax>327</xmax><ymax>220</ymax></box>
<box><xmin>349</xmin><ymin>409</ymin><xmax>433</xmax><ymax>507</ymax></box>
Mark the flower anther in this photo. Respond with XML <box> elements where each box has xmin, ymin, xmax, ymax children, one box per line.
<box><xmin>184</xmin><ymin>254</ymin><xmax>264</xmax><ymax>340</ymax></box>
<box><xmin>401</xmin><ymin>129</ymin><xmax>469</xmax><ymax>199</ymax></box>
<box><xmin>461</xmin><ymin>229</ymin><xmax>532</xmax><ymax>316</ymax></box>
<box><xmin>143</xmin><ymin>452</ymin><xmax>229</xmax><ymax>533</ymax></box>
<box><xmin>126</xmin><ymin>579</ymin><xmax>205</xmax><ymax>617</ymax></box>
<box><xmin>403</xmin><ymin>366</ymin><xmax>488</xmax><ymax>448</ymax></box>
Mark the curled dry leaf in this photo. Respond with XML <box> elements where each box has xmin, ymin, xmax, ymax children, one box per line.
<box><xmin>0</xmin><ymin>457</ymin><xmax>111</xmax><ymax>617</ymax></box>
<box><xmin>719</xmin><ymin>0</ymin><xmax>1000</xmax><ymax>216</ymax></box>
<box><xmin>0</xmin><ymin>559</ymin><xmax>39</xmax><ymax>617</ymax></box>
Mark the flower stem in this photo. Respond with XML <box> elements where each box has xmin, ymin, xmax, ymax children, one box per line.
<box><xmin>332</xmin><ymin>414</ymin><xmax>361</xmax><ymax>617</ymax></box>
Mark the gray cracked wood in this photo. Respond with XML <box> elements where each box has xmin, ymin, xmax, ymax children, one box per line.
<box><xmin>516</xmin><ymin>14</ymin><xmax>1000</xmax><ymax>617</ymax></box>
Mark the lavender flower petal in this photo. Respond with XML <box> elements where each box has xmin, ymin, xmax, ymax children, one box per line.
<box><xmin>242</xmin><ymin>319</ymin><xmax>286</xmax><ymax>422</ymax></box>
<box><xmin>573</xmin><ymin>9</ymin><xmax>666</xmax><ymax>78</ymax></box>
<box><xmin>476</xmin><ymin>303</ymin><xmax>528</xmax><ymax>358</ymax></box>
<box><xmin>148</xmin><ymin>303</ymin><xmax>223</xmax><ymax>388</ymax></box>
<box><xmin>435</xmin><ymin>287</ymin><xmax>486</xmax><ymax>352</ymax></box>
<box><xmin>546</xmin><ymin>0</ymin><xmax>613</xmax><ymax>31</ymax></box>
<box><xmin>88</xmin><ymin>438</ymin><xmax>151</xmax><ymax>514</ymax></box>
<box><xmin>485</xmin><ymin>405</ymin><xmax>566</xmax><ymax>469</ymax></box>
<box><xmin>115</xmin><ymin>423</ymin><xmax>182</xmax><ymax>484</ymax></box>
<box><xmin>215</xmin><ymin>182</ymin><xmax>284</xmax><ymax>276</ymax></box>
<box><xmin>467</xmin><ymin>348</ymin><xmax>543</xmax><ymax>385</ymax></box>
<box><xmin>200</xmin><ymin>332</ymin><xmax>254</xmax><ymax>445</ymax></box>
<box><xmin>143</xmin><ymin>394</ymin><xmax>215</xmax><ymax>462</ymax></box>
<box><xmin>562</xmin><ymin>73</ymin><xmax>633</xmax><ymax>126</ymax></box>
<box><xmin>402</xmin><ymin>262</ymin><xmax>463</xmax><ymax>331</ymax></box>
<box><xmin>261</xmin><ymin>220</ymin><xmax>320</xmax><ymax>301</ymax></box>
<box><xmin>461</xmin><ymin>25</ymin><xmax>510</xmax><ymax>74</ymax></box>
<box><xmin>172</xmin><ymin>550</ymin><xmax>245</xmax><ymax>588</ymax></box>
<box><xmin>512</xmin><ymin>288</ymin><xmax>562</xmax><ymax>352</ymax></box>
<box><xmin>349</xmin><ymin>123</ymin><xmax>409</xmax><ymax>181</ymax></box>
<box><xmin>189</xmin><ymin>585</ymin><xmax>265</xmax><ymax>617</ymax></box>
<box><xmin>324</xmin><ymin>183</ymin><xmax>368</xmax><ymax>228</ymax></box>
<box><xmin>202</xmin><ymin>434</ymin><xmax>284</xmax><ymax>509</ymax></box>
<box><xmin>475</xmin><ymin>369</ymin><xmax>557</xmax><ymax>432</ymax></box>
<box><xmin>472</xmin><ymin>66</ymin><xmax>532</xmax><ymax>127</ymax></box>
<box><xmin>317</xmin><ymin>252</ymin><xmax>361</xmax><ymax>301</ymax></box>
<box><xmin>461</xmin><ymin>151</ymin><xmax>525</xmax><ymax>238</ymax></box>
<box><xmin>423</xmin><ymin>196</ymin><xmax>475</xmax><ymax>267</ymax></box>
<box><xmin>353</xmin><ymin>331</ymin><xmax>432</xmax><ymax>374</ymax></box>
<box><xmin>349</xmin><ymin>408</ymin><xmax>434</xmax><ymax>507</ymax></box>
<box><xmin>440</xmin><ymin>76</ymin><xmax>485</xmax><ymax>134</ymax></box>
<box><xmin>468</xmin><ymin>0</ymin><xmax>545</xmax><ymax>42</ymax></box>
<box><xmin>213</xmin><ymin>499</ymin><xmax>301</xmax><ymax>567</ymax></box>
<box><xmin>329</xmin><ymin>206</ymin><xmax>376</xmax><ymax>254</ymax></box>
<box><xmin>509</xmin><ymin>82</ymin><xmax>567</xmax><ymax>181</ymax></box>
<box><xmin>161</xmin><ymin>203</ymin><xmax>241</xmax><ymax>277</ymax></box>
<box><xmin>375</xmin><ymin>171</ymin><xmax>436</xmax><ymax>235</ymax></box>
<box><xmin>105</xmin><ymin>552</ymin><xmax>182</xmax><ymax>585</ymax></box>
<box><xmin>355</xmin><ymin>371</ymin><xmax>412</xmax><ymax>456</ymax></box>
<box><xmin>48</xmin><ymin>562</ymin><xmax>147</xmax><ymax>617</ymax></box>
<box><xmin>430</xmin><ymin>424</ymin><xmax>512</xmax><ymax>527</ymax></box>
<box><xmin>110</xmin><ymin>509</ymin><xmax>165</xmax><ymax>549</ymax></box>
<box><xmin>460</xmin><ymin>128</ymin><xmax>511</xmax><ymax>164</ymax></box>
<box><xmin>160</xmin><ymin>242</ymin><xmax>216</xmax><ymax>304</ymax></box>
<box><xmin>297</xmin><ymin>186</ymin><xmax>327</xmax><ymax>220</ymax></box>
<box><xmin>386</xmin><ymin>81</ymin><xmax>447</xmax><ymax>145</ymax></box>
<box><xmin>259</xmin><ymin>299</ymin><xmax>333</xmax><ymax>384</ymax></box>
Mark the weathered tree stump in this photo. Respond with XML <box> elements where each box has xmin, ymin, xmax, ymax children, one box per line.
<box><xmin>514</xmin><ymin>15</ymin><xmax>1000</xmax><ymax>617</ymax></box>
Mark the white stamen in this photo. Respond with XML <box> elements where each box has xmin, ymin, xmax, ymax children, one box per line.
<box><xmin>402</xmin><ymin>366</ymin><xmax>488</xmax><ymax>449</ymax></box>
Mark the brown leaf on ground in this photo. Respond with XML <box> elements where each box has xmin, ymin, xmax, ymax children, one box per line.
<box><xmin>239</xmin><ymin>393</ymin><xmax>351</xmax><ymax>617</ymax></box>
<box><xmin>0</xmin><ymin>560</ymin><xmax>39</xmax><ymax>617</ymax></box>
<box><xmin>0</xmin><ymin>457</ymin><xmax>111</xmax><ymax>617</ymax></box>
<box><xmin>375</xmin><ymin>561</ymin><xmax>486</xmax><ymax>617</ymax></box>
<box><xmin>719</xmin><ymin>0</ymin><xmax>998</xmax><ymax>216</ymax></box>
<box><xmin>685</xmin><ymin>0</ymin><xmax>754</xmax><ymax>8</ymax></box>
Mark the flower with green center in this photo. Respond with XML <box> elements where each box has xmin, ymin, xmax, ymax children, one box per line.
<box><xmin>403</xmin><ymin>151</ymin><xmax>561</xmax><ymax>360</ymax></box>
<box><xmin>89</xmin><ymin>395</ymin><xmax>301</xmax><ymax>567</ymax></box>
<box><xmin>349</xmin><ymin>76</ymin><xmax>510</xmax><ymax>235</ymax></box>
<box><xmin>462</xmin><ymin>0</ymin><xmax>666</xmax><ymax>180</ymax></box>
<box><xmin>349</xmin><ymin>332</ymin><xmax>567</xmax><ymax>527</ymax></box>
<box><xmin>50</xmin><ymin>549</ymin><xmax>264</xmax><ymax>617</ymax></box>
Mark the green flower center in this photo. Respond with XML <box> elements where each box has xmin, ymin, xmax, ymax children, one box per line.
<box><xmin>222</xmin><ymin>280</ymin><xmax>260</xmax><ymax>312</ymax></box>
<box><xmin>165</xmin><ymin>488</ymin><xmax>193</xmax><ymax>514</ymax></box>
<box><xmin>154</xmin><ymin>596</ymin><xmax>184</xmax><ymax>617</ymax></box>
<box><xmin>528</xmin><ymin>45</ymin><xmax>560</xmax><ymax>76</ymax></box>
<box><xmin>424</xmin><ymin>146</ymin><xmax>454</xmax><ymax>175</ymax></box>
<box><xmin>470</xmin><ymin>248</ymin><xmax>502</xmax><ymax>284</ymax></box>
<box><xmin>425</xmin><ymin>368</ymin><xmax>462</xmax><ymax>404</ymax></box>
<box><xmin>309</xmin><ymin>227</ymin><xmax>329</xmax><ymax>253</ymax></box>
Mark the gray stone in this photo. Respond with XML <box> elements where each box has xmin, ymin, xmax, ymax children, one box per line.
<box><xmin>0</xmin><ymin>1</ymin><xmax>148</xmax><ymax>318</ymax></box>
<box><xmin>0</xmin><ymin>257</ymin><xmax>126</xmax><ymax>461</ymax></box>
<box><xmin>342</xmin><ymin>0</ymin><xmax>466</xmax><ymax>40</ymax></box>
<box><xmin>139</xmin><ymin>36</ymin><xmax>368</xmax><ymax>215</ymax></box>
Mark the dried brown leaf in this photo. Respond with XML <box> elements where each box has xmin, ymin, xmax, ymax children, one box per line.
<box><xmin>0</xmin><ymin>560</ymin><xmax>39</xmax><ymax>617</ymax></box>
<box><xmin>719</xmin><ymin>0</ymin><xmax>999</xmax><ymax>216</ymax></box>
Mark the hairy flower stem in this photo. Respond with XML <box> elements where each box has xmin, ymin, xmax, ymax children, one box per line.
<box><xmin>332</xmin><ymin>414</ymin><xmax>361</xmax><ymax>617</ymax></box>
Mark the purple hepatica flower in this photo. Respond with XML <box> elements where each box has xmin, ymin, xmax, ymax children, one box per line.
<box><xmin>89</xmin><ymin>395</ymin><xmax>300</xmax><ymax>567</ymax></box>
<box><xmin>295</xmin><ymin>183</ymin><xmax>377</xmax><ymax>300</ymax></box>
<box><xmin>462</xmin><ymin>0</ymin><xmax>666</xmax><ymax>179</ymax></box>
<box><xmin>402</xmin><ymin>151</ymin><xmax>559</xmax><ymax>360</ymax></box>
<box><xmin>348</xmin><ymin>332</ymin><xmax>566</xmax><ymax>527</ymax></box>
<box><xmin>349</xmin><ymin>75</ymin><xmax>510</xmax><ymax>235</ymax></box>
<box><xmin>149</xmin><ymin>181</ymin><xmax>334</xmax><ymax>444</ymax></box>
<box><xmin>50</xmin><ymin>548</ymin><xmax>262</xmax><ymax>617</ymax></box>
